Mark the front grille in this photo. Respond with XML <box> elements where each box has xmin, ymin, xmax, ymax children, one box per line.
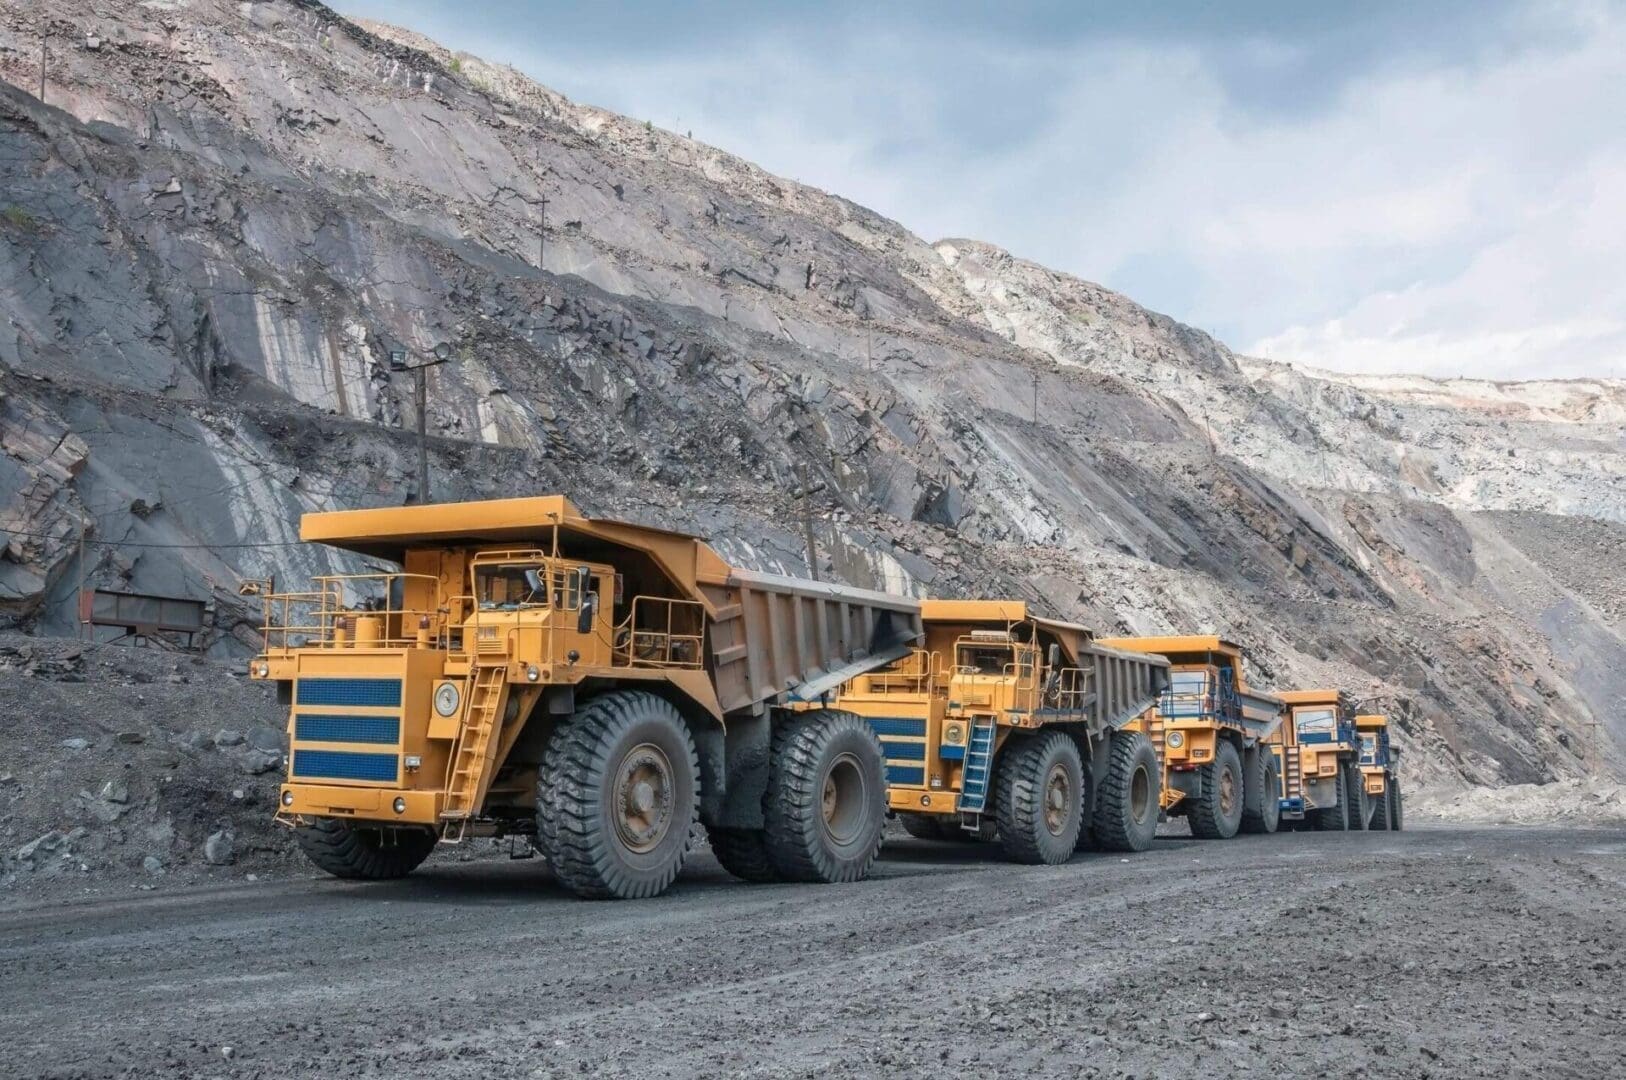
<box><xmin>292</xmin><ymin>749</ymin><xmax>399</xmax><ymax>782</ymax></box>
<box><xmin>295</xmin><ymin>714</ymin><xmax>401</xmax><ymax>745</ymax></box>
<box><xmin>295</xmin><ymin>678</ymin><xmax>403</xmax><ymax>708</ymax></box>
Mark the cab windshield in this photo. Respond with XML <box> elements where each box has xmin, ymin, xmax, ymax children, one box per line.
<box><xmin>1295</xmin><ymin>707</ymin><xmax>1336</xmax><ymax>736</ymax></box>
<box><xmin>956</xmin><ymin>644</ymin><xmax>1012</xmax><ymax>675</ymax></box>
<box><xmin>475</xmin><ymin>565</ymin><xmax>549</xmax><ymax>611</ymax></box>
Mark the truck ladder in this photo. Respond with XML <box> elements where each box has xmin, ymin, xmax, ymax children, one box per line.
<box><xmin>1282</xmin><ymin>744</ymin><xmax>1303</xmax><ymax>802</ymax></box>
<box><xmin>440</xmin><ymin>663</ymin><xmax>509</xmax><ymax>843</ymax></box>
<box><xmin>956</xmin><ymin>715</ymin><xmax>998</xmax><ymax>822</ymax></box>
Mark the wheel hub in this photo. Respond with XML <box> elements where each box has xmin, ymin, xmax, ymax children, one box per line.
<box><xmin>1219</xmin><ymin>765</ymin><xmax>1237</xmax><ymax>817</ymax></box>
<box><xmin>1043</xmin><ymin>763</ymin><xmax>1072</xmax><ymax>836</ymax></box>
<box><xmin>821</xmin><ymin>752</ymin><xmax>866</xmax><ymax>845</ymax></box>
<box><xmin>614</xmin><ymin>743</ymin><xmax>674</xmax><ymax>854</ymax></box>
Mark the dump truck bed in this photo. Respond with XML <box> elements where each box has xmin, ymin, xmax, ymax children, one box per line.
<box><xmin>296</xmin><ymin>495</ymin><xmax>924</xmax><ymax>719</ymax></box>
<box><xmin>1069</xmin><ymin>640</ymin><xmax>1172</xmax><ymax>734</ymax></box>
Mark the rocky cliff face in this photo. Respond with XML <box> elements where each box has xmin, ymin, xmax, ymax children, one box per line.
<box><xmin>0</xmin><ymin>0</ymin><xmax>1621</xmax><ymax>789</ymax></box>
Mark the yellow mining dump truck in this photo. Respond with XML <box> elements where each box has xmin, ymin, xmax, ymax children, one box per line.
<box><xmin>1269</xmin><ymin>690</ymin><xmax>1403</xmax><ymax>830</ymax></box>
<box><xmin>1096</xmin><ymin>636</ymin><xmax>1285</xmax><ymax>840</ymax></box>
<box><xmin>831</xmin><ymin>601</ymin><xmax>1171</xmax><ymax>864</ymax></box>
<box><xmin>246</xmin><ymin>495</ymin><xmax>923</xmax><ymax>899</ymax></box>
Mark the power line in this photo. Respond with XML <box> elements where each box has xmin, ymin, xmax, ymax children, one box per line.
<box><xmin>0</xmin><ymin>528</ymin><xmax>302</xmax><ymax>550</ymax></box>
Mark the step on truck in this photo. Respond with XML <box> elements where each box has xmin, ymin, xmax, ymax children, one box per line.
<box><xmin>830</xmin><ymin>601</ymin><xmax>1170</xmax><ymax>864</ymax></box>
<box><xmin>1096</xmin><ymin>636</ymin><xmax>1285</xmax><ymax>840</ymax></box>
<box><xmin>245</xmin><ymin>495</ymin><xmax>923</xmax><ymax>899</ymax></box>
<box><xmin>1269</xmin><ymin>690</ymin><xmax>1403</xmax><ymax>831</ymax></box>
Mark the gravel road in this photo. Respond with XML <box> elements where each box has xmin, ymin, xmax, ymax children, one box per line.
<box><xmin>2</xmin><ymin>825</ymin><xmax>1623</xmax><ymax>1079</ymax></box>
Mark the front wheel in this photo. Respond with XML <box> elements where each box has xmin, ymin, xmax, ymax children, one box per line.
<box><xmin>1188</xmin><ymin>739</ymin><xmax>1244</xmax><ymax>840</ymax></box>
<box><xmin>539</xmin><ymin>691</ymin><xmax>699</xmax><ymax>900</ymax></box>
<box><xmin>1313</xmin><ymin>766</ymin><xmax>1350</xmax><ymax>831</ymax></box>
<box><xmin>993</xmin><ymin>730</ymin><xmax>1084</xmax><ymax>864</ymax></box>
<box><xmin>1346</xmin><ymin>764</ymin><xmax>1372</xmax><ymax>830</ymax></box>
<box><xmin>295</xmin><ymin>818</ymin><xmax>436</xmax><ymax>880</ymax></box>
<box><xmin>764</xmin><ymin>710</ymin><xmax>887</xmax><ymax>883</ymax></box>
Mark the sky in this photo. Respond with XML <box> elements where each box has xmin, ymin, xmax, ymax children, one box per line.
<box><xmin>341</xmin><ymin>1</ymin><xmax>1626</xmax><ymax>381</ymax></box>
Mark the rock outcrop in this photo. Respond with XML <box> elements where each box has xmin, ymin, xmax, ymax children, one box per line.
<box><xmin>0</xmin><ymin>0</ymin><xmax>1621</xmax><ymax>789</ymax></box>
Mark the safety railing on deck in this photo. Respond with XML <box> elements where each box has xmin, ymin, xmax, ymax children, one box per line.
<box><xmin>614</xmin><ymin>596</ymin><xmax>705</xmax><ymax>669</ymax></box>
<box><xmin>863</xmin><ymin>649</ymin><xmax>945</xmax><ymax>694</ymax></box>
<box><xmin>255</xmin><ymin>573</ymin><xmax>444</xmax><ymax>653</ymax></box>
<box><xmin>1036</xmin><ymin>664</ymin><xmax>1094</xmax><ymax>714</ymax></box>
<box><xmin>1159</xmin><ymin>669</ymin><xmax>1240</xmax><ymax>724</ymax></box>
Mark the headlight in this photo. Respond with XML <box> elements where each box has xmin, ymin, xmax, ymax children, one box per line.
<box><xmin>526</xmin><ymin>665</ymin><xmax>540</xmax><ymax>682</ymax></box>
<box><xmin>281</xmin><ymin>791</ymin><xmax>294</xmax><ymax>807</ymax></box>
<box><xmin>1166</xmin><ymin>730</ymin><xmax>1185</xmax><ymax>749</ymax></box>
<box><xmin>434</xmin><ymin>682</ymin><xmax>460</xmax><ymax>717</ymax></box>
<box><xmin>392</xmin><ymin>797</ymin><xmax>407</xmax><ymax>814</ymax></box>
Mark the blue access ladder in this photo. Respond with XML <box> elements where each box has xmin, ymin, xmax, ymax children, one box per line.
<box><xmin>956</xmin><ymin>715</ymin><xmax>998</xmax><ymax>823</ymax></box>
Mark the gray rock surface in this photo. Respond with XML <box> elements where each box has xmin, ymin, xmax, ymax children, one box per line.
<box><xmin>0</xmin><ymin>0</ymin><xmax>1618</xmax><ymax>802</ymax></box>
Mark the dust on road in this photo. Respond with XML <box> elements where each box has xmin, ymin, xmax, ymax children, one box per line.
<box><xmin>2</xmin><ymin>825</ymin><xmax>1623</xmax><ymax>1079</ymax></box>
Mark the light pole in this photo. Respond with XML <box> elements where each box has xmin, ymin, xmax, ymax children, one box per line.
<box><xmin>389</xmin><ymin>344</ymin><xmax>453</xmax><ymax>503</ymax></box>
<box><xmin>538</xmin><ymin>195</ymin><xmax>549</xmax><ymax>271</ymax></box>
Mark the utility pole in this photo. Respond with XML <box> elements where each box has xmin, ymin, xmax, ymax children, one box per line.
<box><xmin>75</xmin><ymin>520</ymin><xmax>87</xmax><ymax>641</ymax></box>
<box><xmin>794</xmin><ymin>464</ymin><xmax>825</xmax><ymax>582</ymax></box>
<box><xmin>39</xmin><ymin>28</ymin><xmax>47</xmax><ymax>103</ymax></box>
<box><xmin>537</xmin><ymin>195</ymin><xmax>549</xmax><ymax>271</ymax></box>
<box><xmin>390</xmin><ymin>344</ymin><xmax>454</xmax><ymax>503</ymax></box>
<box><xmin>413</xmin><ymin>367</ymin><xmax>429</xmax><ymax>500</ymax></box>
<box><xmin>1031</xmin><ymin>371</ymin><xmax>1039</xmax><ymax>424</ymax></box>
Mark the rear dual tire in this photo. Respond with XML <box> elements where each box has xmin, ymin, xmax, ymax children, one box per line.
<box><xmin>1239</xmin><ymin>747</ymin><xmax>1281</xmax><ymax>835</ymax></box>
<box><xmin>1092</xmin><ymin>732</ymin><xmax>1161</xmax><ymax>853</ymax></box>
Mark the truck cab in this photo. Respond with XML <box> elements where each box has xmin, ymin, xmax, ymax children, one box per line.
<box><xmin>1097</xmin><ymin>636</ymin><xmax>1284</xmax><ymax>840</ymax></box>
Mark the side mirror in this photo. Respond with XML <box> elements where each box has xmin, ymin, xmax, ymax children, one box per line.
<box><xmin>1046</xmin><ymin>643</ymin><xmax>1060</xmax><ymax>670</ymax></box>
<box><xmin>576</xmin><ymin>566</ymin><xmax>594</xmax><ymax>633</ymax></box>
<box><xmin>523</xmin><ymin>568</ymin><xmax>544</xmax><ymax>594</ymax></box>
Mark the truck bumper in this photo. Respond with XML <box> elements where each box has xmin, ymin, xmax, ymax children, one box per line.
<box><xmin>887</xmin><ymin>789</ymin><xmax>961</xmax><ymax>815</ymax></box>
<box><xmin>277</xmin><ymin>783</ymin><xmax>442</xmax><ymax>826</ymax></box>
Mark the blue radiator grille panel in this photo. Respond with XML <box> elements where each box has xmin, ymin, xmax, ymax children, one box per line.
<box><xmin>292</xmin><ymin>749</ymin><xmax>399</xmax><ymax>783</ymax></box>
<box><xmin>866</xmin><ymin>716</ymin><xmax>927</xmax><ymax>738</ymax></box>
<box><xmin>879</xmin><ymin>740</ymin><xmax>925</xmax><ymax>761</ymax></box>
<box><xmin>295</xmin><ymin>678</ymin><xmax>402</xmax><ymax>708</ymax></box>
<box><xmin>885</xmin><ymin>765</ymin><xmax>925</xmax><ymax>786</ymax></box>
<box><xmin>295</xmin><ymin>715</ymin><xmax>401</xmax><ymax>745</ymax></box>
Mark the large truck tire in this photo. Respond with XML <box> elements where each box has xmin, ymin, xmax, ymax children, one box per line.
<box><xmin>1346</xmin><ymin>764</ymin><xmax>1372</xmax><ymax>830</ymax></box>
<box><xmin>1092</xmin><ymin>731</ymin><xmax>1160</xmax><ymax>853</ymax></box>
<box><xmin>708</xmin><ymin>827</ymin><xmax>782</xmax><ymax>883</ymax></box>
<box><xmin>1187</xmin><ymin>739</ymin><xmax>1244</xmax><ymax>840</ymax></box>
<box><xmin>763</xmin><ymin>710</ymin><xmax>887</xmax><ymax>883</ymax></box>
<box><xmin>1239</xmin><ymin>747</ymin><xmax>1281</xmax><ymax>835</ymax></box>
<box><xmin>1313</xmin><ymin>766</ymin><xmax>1350</xmax><ymax>831</ymax></box>
<box><xmin>295</xmin><ymin>817</ymin><xmax>436</xmax><ymax>880</ymax></box>
<box><xmin>993</xmin><ymin>730</ymin><xmax>1084</xmax><ymax>864</ymax></box>
<box><xmin>1371</xmin><ymin>776</ymin><xmax>1394</xmax><ymax>831</ymax></box>
<box><xmin>1391</xmin><ymin>777</ymin><xmax>1404</xmax><ymax>831</ymax></box>
<box><xmin>539</xmin><ymin>690</ymin><xmax>699</xmax><ymax>900</ymax></box>
<box><xmin>898</xmin><ymin>812</ymin><xmax>950</xmax><ymax>841</ymax></box>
